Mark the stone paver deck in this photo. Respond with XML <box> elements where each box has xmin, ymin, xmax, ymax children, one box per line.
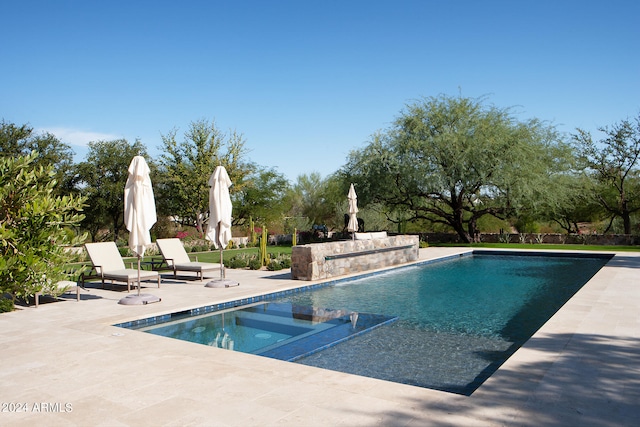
<box><xmin>1</xmin><ymin>247</ymin><xmax>638</xmax><ymax>426</ymax></box>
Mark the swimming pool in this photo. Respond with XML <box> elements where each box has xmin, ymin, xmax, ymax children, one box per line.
<box><xmin>117</xmin><ymin>251</ymin><xmax>611</xmax><ymax>395</ymax></box>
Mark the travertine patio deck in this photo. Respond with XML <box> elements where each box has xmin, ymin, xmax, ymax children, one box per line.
<box><xmin>1</xmin><ymin>247</ymin><xmax>638</xmax><ymax>426</ymax></box>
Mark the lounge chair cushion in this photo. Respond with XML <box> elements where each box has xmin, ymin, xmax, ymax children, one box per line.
<box><xmin>84</xmin><ymin>242</ymin><xmax>160</xmax><ymax>291</ymax></box>
<box><xmin>35</xmin><ymin>280</ymin><xmax>81</xmax><ymax>307</ymax></box>
<box><xmin>156</xmin><ymin>238</ymin><xmax>192</xmax><ymax>265</ymax></box>
<box><xmin>172</xmin><ymin>262</ymin><xmax>220</xmax><ymax>273</ymax></box>
<box><xmin>84</xmin><ymin>242</ymin><xmax>126</xmax><ymax>272</ymax></box>
<box><xmin>102</xmin><ymin>269</ymin><xmax>160</xmax><ymax>282</ymax></box>
<box><xmin>156</xmin><ymin>238</ymin><xmax>221</xmax><ymax>279</ymax></box>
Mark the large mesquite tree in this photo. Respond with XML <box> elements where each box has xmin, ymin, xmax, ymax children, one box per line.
<box><xmin>573</xmin><ymin>114</ymin><xmax>640</xmax><ymax>234</ymax></box>
<box><xmin>343</xmin><ymin>95</ymin><xmax>568</xmax><ymax>243</ymax></box>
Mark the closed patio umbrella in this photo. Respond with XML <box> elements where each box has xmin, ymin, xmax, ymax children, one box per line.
<box><xmin>347</xmin><ymin>183</ymin><xmax>359</xmax><ymax>240</ymax></box>
<box><xmin>120</xmin><ymin>155</ymin><xmax>161</xmax><ymax>305</ymax></box>
<box><xmin>205</xmin><ymin>165</ymin><xmax>238</xmax><ymax>288</ymax></box>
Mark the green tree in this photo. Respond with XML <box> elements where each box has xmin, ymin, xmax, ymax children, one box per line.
<box><xmin>285</xmin><ymin>172</ymin><xmax>336</xmax><ymax>229</ymax></box>
<box><xmin>0</xmin><ymin>120</ymin><xmax>75</xmax><ymax>192</ymax></box>
<box><xmin>74</xmin><ymin>139</ymin><xmax>149</xmax><ymax>241</ymax></box>
<box><xmin>573</xmin><ymin>114</ymin><xmax>640</xmax><ymax>234</ymax></box>
<box><xmin>232</xmin><ymin>166</ymin><xmax>290</xmax><ymax>228</ymax></box>
<box><xmin>0</xmin><ymin>152</ymin><xmax>86</xmax><ymax>310</ymax></box>
<box><xmin>157</xmin><ymin>119</ymin><xmax>251</xmax><ymax>233</ymax></box>
<box><xmin>343</xmin><ymin>95</ymin><xmax>567</xmax><ymax>243</ymax></box>
<box><xmin>536</xmin><ymin>173</ymin><xmax>603</xmax><ymax>234</ymax></box>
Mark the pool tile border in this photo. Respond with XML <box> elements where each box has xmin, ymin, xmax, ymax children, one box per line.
<box><xmin>114</xmin><ymin>252</ymin><xmax>471</xmax><ymax>330</ymax></box>
<box><xmin>116</xmin><ymin>250</ymin><xmax>609</xmax><ymax>331</ymax></box>
<box><xmin>118</xmin><ymin>250</ymin><xmax>611</xmax><ymax>330</ymax></box>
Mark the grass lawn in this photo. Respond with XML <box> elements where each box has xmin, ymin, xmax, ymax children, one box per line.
<box><xmin>430</xmin><ymin>242</ymin><xmax>640</xmax><ymax>252</ymax></box>
<box><xmin>66</xmin><ymin>245</ymin><xmax>294</xmax><ymax>273</ymax></box>
<box><xmin>184</xmin><ymin>246</ymin><xmax>292</xmax><ymax>264</ymax></box>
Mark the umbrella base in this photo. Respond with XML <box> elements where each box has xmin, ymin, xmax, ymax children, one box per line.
<box><xmin>118</xmin><ymin>294</ymin><xmax>162</xmax><ymax>305</ymax></box>
<box><xmin>205</xmin><ymin>279</ymin><xmax>239</xmax><ymax>288</ymax></box>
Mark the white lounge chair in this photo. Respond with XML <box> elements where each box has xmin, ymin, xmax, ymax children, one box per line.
<box><xmin>156</xmin><ymin>238</ymin><xmax>222</xmax><ymax>280</ymax></box>
<box><xmin>34</xmin><ymin>280</ymin><xmax>82</xmax><ymax>307</ymax></box>
<box><xmin>84</xmin><ymin>242</ymin><xmax>160</xmax><ymax>292</ymax></box>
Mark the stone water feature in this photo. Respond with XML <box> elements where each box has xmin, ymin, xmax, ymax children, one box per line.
<box><xmin>291</xmin><ymin>234</ymin><xmax>419</xmax><ymax>281</ymax></box>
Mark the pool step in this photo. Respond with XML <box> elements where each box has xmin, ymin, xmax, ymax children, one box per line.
<box><xmin>258</xmin><ymin>313</ymin><xmax>398</xmax><ymax>361</ymax></box>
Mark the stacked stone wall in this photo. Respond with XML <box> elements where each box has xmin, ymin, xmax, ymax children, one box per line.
<box><xmin>421</xmin><ymin>232</ymin><xmax>640</xmax><ymax>245</ymax></box>
<box><xmin>291</xmin><ymin>235</ymin><xmax>419</xmax><ymax>281</ymax></box>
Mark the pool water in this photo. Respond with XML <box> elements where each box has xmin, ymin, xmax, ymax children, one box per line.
<box><xmin>130</xmin><ymin>302</ymin><xmax>398</xmax><ymax>360</ymax></box>
<box><xmin>138</xmin><ymin>304</ymin><xmax>312</xmax><ymax>353</ymax></box>
<box><xmin>119</xmin><ymin>251</ymin><xmax>610</xmax><ymax>395</ymax></box>
<box><xmin>277</xmin><ymin>252</ymin><xmax>610</xmax><ymax>394</ymax></box>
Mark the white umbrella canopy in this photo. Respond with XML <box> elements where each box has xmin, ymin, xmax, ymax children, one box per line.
<box><xmin>124</xmin><ymin>156</ymin><xmax>157</xmax><ymax>257</ymax></box>
<box><xmin>205</xmin><ymin>165</ymin><xmax>239</xmax><ymax>287</ymax></box>
<box><xmin>122</xmin><ymin>155</ymin><xmax>160</xmax><ymax>303</ymax></box>
<box><xmin>206</xmin><ymin>165</ymin><xmax>233</xmax><ymax>249</ymax></box>
<box><xmin>347</xmin><ymin>183</ymin><xmax>359</xmax><ymax>236</ymax></box>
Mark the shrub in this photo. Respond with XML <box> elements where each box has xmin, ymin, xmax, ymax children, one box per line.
<box><xmin>265</xmin><ymin>253</ymin><xmax>291</xmax><ymax>270</ymax></box>
<box><xmin>118</xmin><ymin>246</ymin><xmax>130</xmax><ymax>257</ymax></box>
<box><xmin>0</xmin><ymin>153</ymin><xmax>87</xmax><ymax>309</ymax></box>
<box><xmin>0</xmin><ymin>297</ymin><xmax>14</xmax><ymax>313</ymax></box>
<box><xmin>248</xmin><ymin>258</ymin><xmax>262</xmax><ymax>270</ymax></box>
<box><xmin>229</xmin><ymin>257</ymin><xmax>248</xmax><ymax>269</ymax></box>
<box><xmin>267</xmin><ymin>260</ymin><xmax>283</xmax><ymax>271</ymax></box>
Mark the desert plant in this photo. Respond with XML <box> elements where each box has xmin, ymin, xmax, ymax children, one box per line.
<box><xmin>498</xmin><ymin>229</ymin><xmax>511</xmax><ymax>243</ymax></box>
<box><xmin>229</xmin><ymin>257</ymin><xmax>249</xmax><ymax>269</ymax></box>
<box><xmin>267</xmin><ymin>260</ymin><xmax>284</xmax><ymax>271</ymax></box>
<box><xmin>248</xmin><ymin>258</ymin><xmax>262</xmax><ymax>270</ymax></box>
<box><xmin>260</xmin><ymin>227</ymin><xmax>268</xmax><ymax>266</ymax></box>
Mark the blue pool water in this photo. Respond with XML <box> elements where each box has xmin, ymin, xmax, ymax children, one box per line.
<box><xmin>280</xmin><ymin>252</ymin><xmax>610</xmax><ymax>394</ymax></box>
<box><xmin>132</xmin><ymin>303</ymin><xmax>397</xmax><ymax>360</ymax></box>
<box><xmin>119</xmin><ymin>251</ymin><xmax>610</xmax><ymax>395</ymax></box>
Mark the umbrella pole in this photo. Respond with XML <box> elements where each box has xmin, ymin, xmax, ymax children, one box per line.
<box><xmin>137</xmin><ymin>255</ymin><xmax>141</xmax><ymax>296</ymax></box>
<box><xmin>219</xmin><ymin>247</ymin><xmax>224</xmax><ymax>279</ymax></box>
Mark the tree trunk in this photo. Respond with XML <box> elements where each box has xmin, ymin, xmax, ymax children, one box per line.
<box><xmin>451</xmin><ymin>205</ymin><xmax>472</xmax><ymax>243</ymax></box>
<box><xmin>623</xmin><ymin>212</ymin><xmax>631</xmax><ymax>235</ymax></box>
<box><xmin>467</xmin><ymin>217</ymin><xmax>480</xmax><ymax>243</ymax></box>
<box><xmin>195</xmin><ymin>211</ymin><xmax>204</xmax><ymax>234</ymax></box>
<box><xmin>452</xmin><ymin>221</ymin><xmax>472</xmax><ymax>243</ymax></box>
<box><xmin>620</xmin><ymin>196</ymin><xmax>631</xmax><ymax>234</ymax></box>
<box><xmin>453</xmin><ymin>227</ymin><xmax>472</xmax><ymax>243</ymax></box>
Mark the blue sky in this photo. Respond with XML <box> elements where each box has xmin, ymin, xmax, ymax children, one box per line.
<box><xmin>3</xmin><ymin>0</ymin><xmax>639</xmax><ymax>182</ymax></box>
